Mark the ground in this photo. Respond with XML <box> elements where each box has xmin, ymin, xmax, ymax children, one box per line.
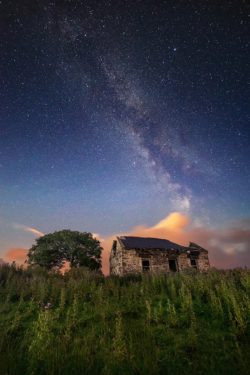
<box><xmin>0</xmin><ymin>265</ymin><xmax>250</xmax><ymax>375</ymax></box>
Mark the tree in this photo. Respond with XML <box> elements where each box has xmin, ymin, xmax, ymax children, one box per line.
<box><xmin>27</xmin><ymin>230</ymin><xmax>102</xmax><ymax>271</ymax></box>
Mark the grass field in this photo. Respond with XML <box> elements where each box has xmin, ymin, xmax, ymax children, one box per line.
<box><xmin>0</xmin><ymin>264</ymin><xmax>250</xmax><ymax>375</ymax></box>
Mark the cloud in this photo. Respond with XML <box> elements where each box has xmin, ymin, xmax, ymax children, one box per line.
<box><xmin>101</xmin><ymin>212</ymin><xmax>190</xmax><ymax>275</ymax></box>
<box><xmin>101</xmin><ymin>212</ymin><xmax>250</xmax><ymax>275</ymax></box>
<box><xmin>24</xmin><ymin>227</ymin><xmax>45</xmax><ymax>237</ymax></box>
<box><xmin>152</xmin><ymin>212</ymin><xmax>189</xmax><ymax>231</ymax></box>
<box><xmin>0</xmin><ymin>222</ymin><xmax>44</xmax><ymax>265</ymax></box>
<box><xmin>4</xmin><ymin>214</ymin><xmax>249</xmax><ymax>274</ymax></box>
<box><xmin>5</xmin><ymin>248</ymin><xmax>28</xmax><ymax>263</ymax></box>
<box><xmin>12</xmin><ymin>223</ymin><xmax>44</xmax><ymax>237</ymax></box>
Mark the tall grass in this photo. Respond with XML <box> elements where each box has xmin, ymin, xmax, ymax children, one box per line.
<box><xmin>0</xmin><ymin>264</ymin><xmax>250</xmax><ymax>374</ymax></box>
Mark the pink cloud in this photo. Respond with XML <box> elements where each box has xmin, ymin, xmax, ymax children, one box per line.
<box><xmin>12</xmin><ymin>223</ymin><xmax>44</xmax><ymax>237</ymax></box>
<box><xmin>4</xmin><ymin>248</ymin><xmax>28</xmax><ymax>264</ymax></box>
<box><xmin>3</xmin><ymin>213</ymin><xmax>249</xmax><ymax>275</ymax></box>
<box><xmin>101</xmin><ymin>212</ymin><xmax>250</xmax><ymax>275</ymax></box>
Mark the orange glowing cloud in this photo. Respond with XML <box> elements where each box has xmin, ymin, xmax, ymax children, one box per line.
<box><xmin>3</xmin><ymin>214</ymin><xmax>249</xmax><ymax>274</ymax></box>
<box><xmin>24</xmin><ymin>227</ymin><xmax>44</xmax><ymax>237</ymax></box>
<box><xmin>101</xmin><ymin>212</ymin><xmax>191</xmax><ymax>275</ymax></box>
<box><xmin>101</xmin><ymin>212</ymin><xmax>250</xmax><ymax>275</ymax></box>
<box><xmin>152</xmin><ymin>212</ymin><xmax>189</xmax><ymax>231</ymax></box>
<box><xmin>5</xmin><ymin>248</ymin><xmax>28</xmax><ymax>264</ymax></box>
<box><xmin>1</xmin><ymin>223</ymin><xmax>44</xmax><ymax>266</ymax></box>
<box><xmin>12</xmin><ymin>223</ymin><xmax>44</xmax><ymax>237</ymax></box>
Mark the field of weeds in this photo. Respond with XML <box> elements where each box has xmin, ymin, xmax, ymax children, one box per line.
<box><xmin>0</xmin><ymin>265</ymin><xmax>250</xmax><ymax>374</ymax></box>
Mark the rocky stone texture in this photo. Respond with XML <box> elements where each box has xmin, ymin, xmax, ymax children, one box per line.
<box><xmin>197</xmin><ymin>251</ymin><xmax>210</xmax><ymax>271</ymax></box>
<box><xmin>109</xmin><ymin>240</ymin><xmax>123</xmax><ymax>275</ymax></box>
<box><xmin>110</xmin><ymin>237</ymin><xmax>210</xmax><ymax>276</ymax></box>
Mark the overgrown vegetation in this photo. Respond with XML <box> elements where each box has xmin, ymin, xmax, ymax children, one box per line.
<box><xmin>0</xmin><ymin>264</ymin><xmax>250</xmax><ymax>374</ymax></box>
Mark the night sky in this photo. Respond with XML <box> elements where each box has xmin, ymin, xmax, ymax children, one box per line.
<box><xmin>1</xmin><ymin>0</ymin><xmax>250</xmax><ymax>272</ymax></box>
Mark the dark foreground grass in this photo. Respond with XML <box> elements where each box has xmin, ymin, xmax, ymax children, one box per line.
<box><xmin>0</xmin><ymin>265</ymin><xmax>250</xmax><ymax>375</ymax></box>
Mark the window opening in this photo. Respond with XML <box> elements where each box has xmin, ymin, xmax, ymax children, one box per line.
<box><xmin>168</xmin><ymin>259</ymin><xmax>177</xmax><ymax>272</ymax></box>
<box><xmin>190</xmin><ymin>258</ymin><xmax>198</xmax><ymax>269</ymax></box>
<box><xmin>142</xmin><ymin>259</ymin><xmax>150</xmax><ymax>271</ymax></box>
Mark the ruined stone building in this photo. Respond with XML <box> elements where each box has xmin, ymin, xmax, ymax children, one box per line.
<box><xmin>110</xmin><ymin>236</ymin><xmax>210</xmax><ymax>276</ymax></box>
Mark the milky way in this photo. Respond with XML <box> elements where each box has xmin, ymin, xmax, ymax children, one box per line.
<box><xmin>0</xmin><ymin>1</ymin><xmax>249</xmax><ymax>267</ymax></box>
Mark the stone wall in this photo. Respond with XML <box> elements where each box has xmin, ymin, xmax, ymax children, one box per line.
<box><xmin>109</xmin><ymin>240</ymin><xmax>123</xmax><ymax>275</ymax></box>
<box><xmin>121</xmin><ymin>248</ymin><xmax>182</xmax><ymax>275</ymax></box>
<box><xmin>197</xmin><ymin>252</ymin><xmax>210</xmax><ymax>271</ymax></box>
<box><xmin>110</xmin><ymin>240</ymin><xmax>210</xmax><ymax>276</ymax></box>
<box><xmin>178</xmin><ymin>253</ymin><xmax>191</xmax><ymax>271</ymax></box>
<box><xmin>122</xmin><ymin>249</ymin><xmax>141</xmax><ymax>274</ymax></box>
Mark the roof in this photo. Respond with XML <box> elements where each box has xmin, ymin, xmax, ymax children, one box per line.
<box><xmin>118</xmin><ymin>236</ymin><xmax>185</xmax><ymax>251</ymax></box>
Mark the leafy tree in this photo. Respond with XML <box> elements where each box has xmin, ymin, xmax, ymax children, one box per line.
<box><xmin>27</xmin><ymin>230</ymin><xmax>102</xmax><ymax>271</ymax></box>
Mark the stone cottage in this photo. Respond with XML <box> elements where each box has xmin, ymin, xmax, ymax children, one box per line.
<box><xmin>110</xmin><ymin>236</ymin><xmax>210</xmax><ymax>276</ymax></box>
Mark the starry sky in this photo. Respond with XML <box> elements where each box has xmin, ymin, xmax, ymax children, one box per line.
<box><xmin>0</xmin><ymin>0</ymin><xmax>250</xmax><ymax>271</ymax></box>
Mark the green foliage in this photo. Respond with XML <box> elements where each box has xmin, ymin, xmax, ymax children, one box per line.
<box><xmin>27</xmin><ymin>230</ymin><xmax>102</xmax><ymax>271</ymax></box>
<box><xmin>0</xmin><ymin>265</ymin><xmax>250</xmax><ymax>374</ymax></box>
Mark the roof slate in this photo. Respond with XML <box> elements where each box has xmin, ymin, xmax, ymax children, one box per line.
<box><xmin>118</xmin><ymin>236</ymin><xmax>185</xmax><ymax>251</ymax></box>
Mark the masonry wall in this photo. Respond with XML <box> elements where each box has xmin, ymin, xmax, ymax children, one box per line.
<box><xmin>110</xmin><ymin>245</ymin><xmax>210</xmax><ymax>276</ymax></box>
<box><xmin>178</xmin><ymin>253</ymin><xmax>191</xmax><ymax>271</ymax></box>
<box><xmin>109</xmin><ymin>241</ymin><xmax>123</xmax><ymax>275</ymax></box>
<box><xmin>121</xmin><ymin>248</ymin><xmax>186</xmax><ymax>275</ymax></box>
<box><xmin>197</xmin><ymin>252</ymin><xmax>210</xmax><ymax>271</ymax></box>
<box><xmin>122</xmin><ymin>249</ymin><xmax>141</xmax><ymax>274</ymax></box>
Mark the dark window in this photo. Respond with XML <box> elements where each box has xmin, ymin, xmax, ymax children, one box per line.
<box><xmin>168</xmin><ymin>259</ymin><xmax>177</xmax><ymax>272</ymax></box>
<box><xmin>190</xmin><ymin>259</ymin><xmax>197</xmax><ymax>269</ymax></box>
<box><xmin>142</xmin><ymin>260</ymin><xmax>150</xmax><ymax>272</ymax></box>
